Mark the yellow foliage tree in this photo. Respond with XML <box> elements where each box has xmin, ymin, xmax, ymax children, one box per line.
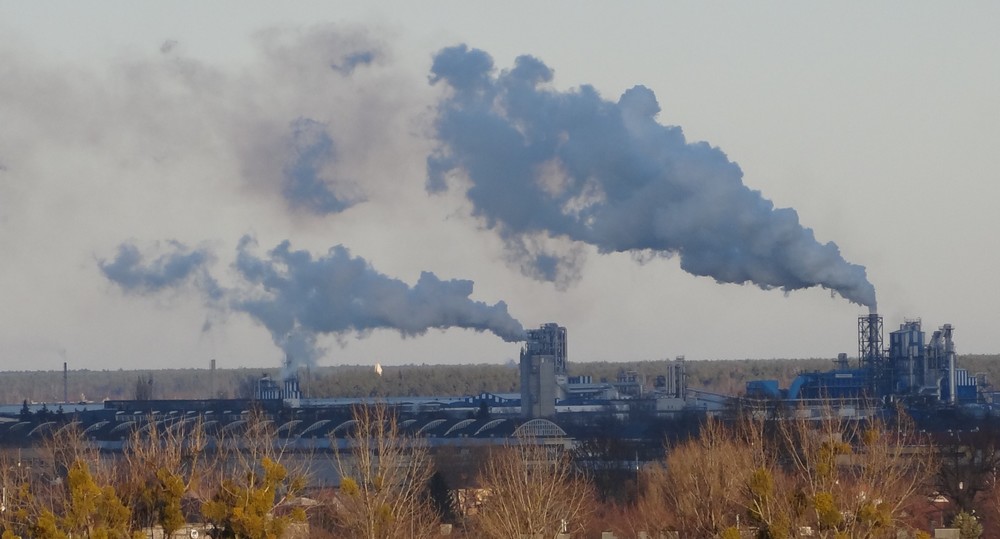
<box><xmin>638</xmin><ymin>405</ymin><xmax>935</xmax><ymax>538</ymax></box>
<box><xmin>201</xmin><ymin>409</ymin><xmax>308</xmax><ymax>539</ymax></box>
<box><xmin>33</xmin><ymin>459</ymin><xmax>133</xmax><ymax>539</ymax></box>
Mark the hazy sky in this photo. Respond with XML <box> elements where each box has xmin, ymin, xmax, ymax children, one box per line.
<box><xmin>2</xmin><ymin>3</ymin><xmax>998</xmax><ymax>372</ymax></box>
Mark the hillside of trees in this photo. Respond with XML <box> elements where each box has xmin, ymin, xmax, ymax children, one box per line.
<box><xmin>1</xmin><ymin>355</ymin><xmax>998</xmax><ymax>404</ymax></box>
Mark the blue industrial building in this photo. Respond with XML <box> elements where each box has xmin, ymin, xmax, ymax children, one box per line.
<box><xmin>746</xmin><ymin>314</ymin><xmax>979</xmax><ymax>406</ymax></box>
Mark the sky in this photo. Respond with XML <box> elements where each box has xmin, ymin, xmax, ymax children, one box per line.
<box><xmin>1</xmin><ymin>3</ymin><xmax>998</xmax><ymax>373</ymax></box>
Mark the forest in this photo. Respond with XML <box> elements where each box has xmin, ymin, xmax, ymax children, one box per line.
<box><xmin>2</xmin><ymin>355</ymin><xmax>999</xmax><ymax>404</ymax></box>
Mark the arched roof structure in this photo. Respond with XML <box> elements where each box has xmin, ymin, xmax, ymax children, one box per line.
<box><xmin>513</xmin><ymin>418</ymin><xmax>567</xmax><ymax>438</ymax></box>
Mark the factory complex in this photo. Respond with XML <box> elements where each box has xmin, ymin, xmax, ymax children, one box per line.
<box><xmin>0</xmin><ymin>311</ymin><xmax>990</xmax><ymax>454</ymax></box>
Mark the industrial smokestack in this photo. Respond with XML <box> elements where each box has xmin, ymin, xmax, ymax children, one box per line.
<box><xmin>943</xmin><ymin>324</ymin><xmax>956</xmax><ymax>405</ymax></box>
<box><xmin>858</xmin><ymin>313</ymin><xmax>883</xmax><ymax>370</ymax></box>
<box><xmin>63</xmin><ymin>362</ymin><xmax>67</xmax><ymax>404</ymax></box>
<box><xmin>209</xmin><ymin>359</ymin><xmax>216</xmax><ymax>399</ymax></box>
<box><xmin>428</xmin><ymin>45</ymin><xmax>877</xmax><ymax>308</ymax></box>
<box><xmin>858</xmin><ymin>313</ymin><xmax>885</xmax><ymax>396</ymax></box>
<box><xmin>868</xmin><ymin>312</ymin><xmax>880</xmax><ymax>358</ymax></box>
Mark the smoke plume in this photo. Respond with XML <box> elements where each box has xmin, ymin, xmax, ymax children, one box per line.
<box><xmin>427</xmin><ymin>45</ymin><xmax>877</xmax><ymax>308</ymax></box>
<box><xmin>98</xmin><ymin>241</ymin><xmax>220</xmax><ymax>298</ymax></box>
<box><xmin>231</xmin><ymin>236</ymin><xmax>525</xmax><ymax>367</ymax></box>
<box><xmin>100</xmin><ymin>237</ymin><xmax>525</xmax><ymax>369</ymax></box>
<box><xmin>282</xmin><ymin>117</ymin><xmax>363</xmax><ymax>215</ymax></box>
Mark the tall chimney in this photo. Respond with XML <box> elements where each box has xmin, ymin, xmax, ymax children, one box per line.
<box><xmin>858</xmin><ymin>313</ymin><xmax>883</xmax><ymax>369</ymax></box>
<box><xmin>63</xmin><ymin>362</ymin><xmax>68</xmax><ymax>404</ymax></box>
<box><xmin>210</xmin><ymin>359</ymin><xmax>216</xmax><ymax>398</ymax></box>
<box><xmin>943</xmin><ymin>324</ymin><xmax>956</xmax><ymax>405</ymax></box>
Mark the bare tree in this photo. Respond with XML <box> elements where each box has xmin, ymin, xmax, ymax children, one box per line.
<box><xmin>331</xmin><ymin>403</ymin><xmax>440</xmax><ymax>539</ymax></box>
<box><xmin>635</xmin><ymin>417</ymin><xmax>753</xmax><ymax>537</ymax></box>
<box><xmin>115</xmin><ymin>415</ymin><xmax>209</xmax><ymax>536</ymax></box>
<box><xmin>470</xmin><ymin>438</ymin><xmax>594</xmax><ymax>539</ymax></box>
<box><xmin>133</xmin><ymin>375</ymin><xmax>153</xmax><ymax>401</ymax></box>
<box><xmin>0</xmin><ymin>447</ymin><xmax>44</xmax><ymax>537</ymax></box>
<box><xmin>571</xmin><ymin>436</ymin><xmax>642</xmax><ymax>504</ymax></box>
<box><xmin>633</xmin><ymin>406</ymin><xmax>936</xmax><ymax>539</ymax></box>
<box><xmin>934</xmin><ymin>423</ymin><xmax>1000</xmax><ymax>514</ymax></box>
<box><xmin>766</xmin><ymin>405</ymin><xmax>936</xmax><ymax>537</ymax></box>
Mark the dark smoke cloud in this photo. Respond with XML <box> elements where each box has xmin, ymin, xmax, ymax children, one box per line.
<box><xmin>100</xmin><ymin>237</ymin><xmax>525</xmax><ymax>369</ymax></box>
<box><xmin>331</xmin><ymin>50</ymin><xmax>375</xmax><ymax>75</ymax></box>
<box><xmin>98</xmin><ymin>241</ymin><xmax>221</xmax><ymax>298</ymax></box>
<box><xmin>282</xmin><ymin>118</ymin><xmax>362</xmax><ymax>215</ymax></box>
<box><xmin>427</xmin><ymin>45</ymin><xmax>877</xmax><ymax>308</ymax></box>
<box><xmin>159</xmin><ymin>40</ymin><xmax>178</xmax><ymax>54</ymax></box>
<box><xmin>4</xmin><ymin>25</ymin><xmax>392</xmax><ymax>220</ymax></box>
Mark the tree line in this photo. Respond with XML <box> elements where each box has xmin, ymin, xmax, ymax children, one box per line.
<box><xmin>4</xmin><ymin>403</ymin><xmax>1000</xmax><ymax>538</ymax></box>
<box><xmin>9</xmin><ymin>354</ymin><xmax>998</xmax><ymax>404</ymax></box>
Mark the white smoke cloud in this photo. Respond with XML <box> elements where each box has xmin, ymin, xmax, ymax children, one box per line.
<box><xmin>427</xmin><ymin>45</ymin><xmax>877</xmax><ymax>308</ymax></box>
<box><xmin>100</xmin><ymin>237</ymin><xmax>526</xmax><ymax>370</ymax></box>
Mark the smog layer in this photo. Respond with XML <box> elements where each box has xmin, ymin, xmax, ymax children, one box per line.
<box><xmin>5</xmin><ymin>8</ymin><xmax>994</xmax><ymax>371</ymax></box>
<box><xmin>87</xmin><ymin>40</ymin><xmax>877</xmax><ymax>371</ymax></box>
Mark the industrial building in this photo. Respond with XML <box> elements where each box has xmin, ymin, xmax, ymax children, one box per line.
<box><xmin>519</xmin><ymin>323</ymin><xmax>564</xmax><ymax>418</ymax></box>
<box><xmin>515</xmin><ymin>323</ymin><xmax>726</xmax><ymax>422</ymax></box>
<box><xmin>1</xmin><ymin>313</ymin><xmax>990</xmax><ymax>455</ymax></box>
<box><xmin>0</xmin><ymin>321</ymin><xmax>719</xmax><ymax>457</ymax></box>
<box><xmin>745</xmin><ymin>313</ymin><xmax>980</xmax><ymax>407</ymax></box>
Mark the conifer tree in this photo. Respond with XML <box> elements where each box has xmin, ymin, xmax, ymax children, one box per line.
<box><xmin>200</xmin><ymin>409</ymin><xmax>307</xmax><ymax>538</ymax></box>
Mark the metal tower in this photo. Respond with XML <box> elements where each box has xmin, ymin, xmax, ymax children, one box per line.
<box><xmin>858</xmin><ymin>313</ymin><xmax>887</xmax><ymax>396</ymax></box>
